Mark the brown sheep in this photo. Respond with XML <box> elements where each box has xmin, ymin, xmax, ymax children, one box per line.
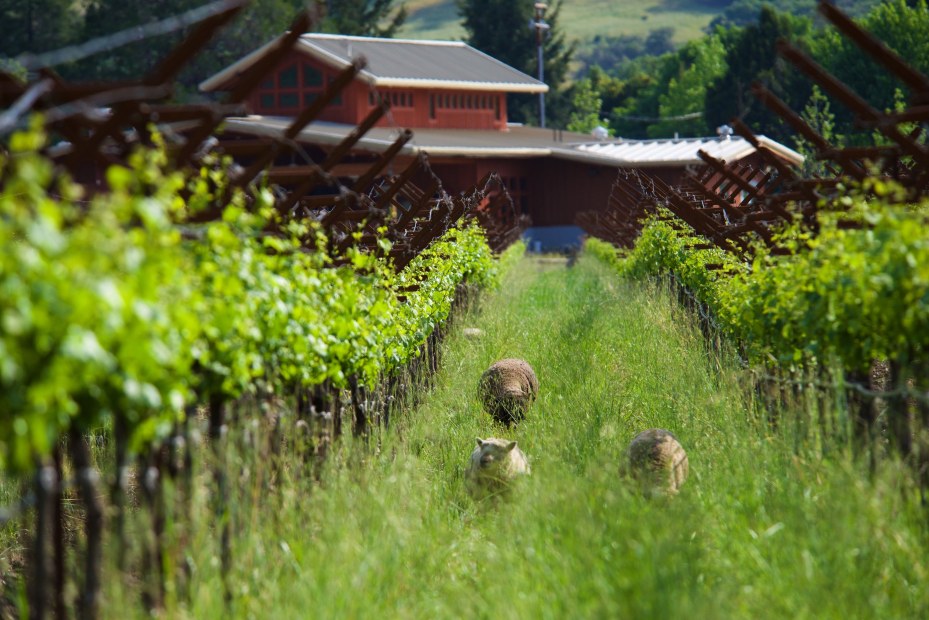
<box><xmin>478</xmin><ymin>358</ymin><xmax>539</xmax><ymax>426</ymax></box>
<box><xmin>466</xmin><ymin>437</ymin><xmax>530</xmax><ymax>498</ymax></box>
<box><xmin>625</xmin><ymin>428</ymin><xmax>689</xmax><ymax>497</ymax></box>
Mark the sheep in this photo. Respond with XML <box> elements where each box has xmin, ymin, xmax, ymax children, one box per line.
<box><xmin>625</xmin><ymin>428</ymin><xmax>689</xmax><ymax>497</ymax></box>
<box><xmin>466</xmin><ymin>437</ymin><xmax>530</xmax><ymax>498</ymax></box>
<box><xmin>478</xmin><ymin>358</ymin><xmax>539</xmax><ymax>426</ymax></box>
<box><xmin>462</xmin><ymin>327</ymin><xmax>484</xmax><ymax>339</ymax></box>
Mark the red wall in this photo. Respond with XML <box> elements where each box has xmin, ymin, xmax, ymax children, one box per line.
<box><xmin>234</xmin><ymin>54</ymin><xmax>719</xmax><ymax>228</ymax></box>
<box><xmin>429</xmin><ymin>157</ymin><xmax>616</xmax><ymax>227</ymax></box>
<box><xmin>426</xmin><ymin>159</ymin><xmax>691</xmax><ymax>228</ymax></box>
<box><xmin>528</xmin><ymin>159</ymin><xmax>619</xmax><ymax>226</ymax></box>
<box><xmin>243</xmin><ymin>51</ymin><xmax>509</xmax><ymax>130</ymax></box>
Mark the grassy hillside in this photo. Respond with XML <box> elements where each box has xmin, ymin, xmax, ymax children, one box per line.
<box><xmin>399</xmin><ymin>0</ymin><xmax>719</xmax><ymax>47</ymax></box>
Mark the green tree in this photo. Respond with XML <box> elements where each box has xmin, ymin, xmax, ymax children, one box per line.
<box><xmin>458</xmin><ymin>0</ymin><xmax>575</xmax><ymax>127</ymax></box>
<box><xmin>71</xmin><ymin>0</ymin><xmax>207</xmax><ymax>81</ymax></box>
<box><xmin>321</xmin><ymin>0</ymin><xmax>407</xmax><ymax>37</ymax></box>
<box><xmin>794</xmin><ymin>85</ymin><xmax>841</xmax><ymax>176</ymax></box>
<box><xmin>575</xmin><ymin>29</ymin><xmax>675</xmax><ymax>79</ymax></box>
<box><xmin>812</xmin><ymin>0</ymin><xmax>929</xmax><ymax>141</ymax></box>
<box><xmin>0</xmin><ymin>0</ymin><xmax>80</xmax><ymax>57</ymax></box>
<box><xmin>566</xmin><ymin>78</ymin><xmax>609</xmax><ymax>135</ymax></box>
<box><xmin>605</xmin><ymin>54</ymin><xmax>666</xmax><ymax>139</ymax></box>
<box><xmin>708</xmin><ymin>0</ymin><xmax>881</xmax><ymax>30</ymax></box>
<box><xmin>703</xmin><ymin>5</ymin><xmax>813</xmax><ymax>142</ymax></box>
<box><xmin>60</xmin><ymin>0</ymin><xmax>302</xmax><ymax>95</ymax></box>
<box><xmin>586</xmin><ymin>65</ymin><xmax>627</xmax><ymax>115</ymax></box>
<box><xmin>607</xmin><ymin>45</ymin><xmax>723</xmax><ymax>139</ymax></box>
<box><xmin>649</xmin><ymin>34</ymin><xmax>728</xmax><ymax>138</ymax></box>
<box><xmin>180</xmin><ymin>0</ymin><xmax>301</xmax><ymax>99</ymax></box>
<box><xmin>458</xmin><ymin>0</ymin><xmax>534</xmax><ymax>70</ymax></box>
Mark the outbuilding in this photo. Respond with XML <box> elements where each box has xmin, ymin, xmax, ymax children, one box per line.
<box><xmin>201</xmin><ymin>33</ymin><xmax>802</xmax><ymax>249</ymax></box>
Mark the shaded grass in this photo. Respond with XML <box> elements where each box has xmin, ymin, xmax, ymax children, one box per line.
<box><xmin>102</xmin><ymin>253</ymin><xmax>928</xmax><ymax>618</ymax></box>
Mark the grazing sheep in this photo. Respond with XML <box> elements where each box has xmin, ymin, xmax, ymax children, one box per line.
<box><xmin>466</xmin><ymin>437</ymin><xmax>530</xmax><ymax>497</ymax></box>
<box><xmin>462</xmin><ymin>327</ymin><xmax>484</xmax><ymax>339</ymax></box>
<box><xmin>625</xmin><ymin>428</ymin><xmax>689</xmax><ymax>497</ymax></box>
<box><xmin>479</xmin><ymin>358</ymin><xmax>539</xmax><ymax>425</ymax></box>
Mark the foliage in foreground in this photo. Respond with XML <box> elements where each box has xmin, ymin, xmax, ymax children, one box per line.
<box><xmin>0</xmin><ymin>127</ymin><xmax>498</xmax><ymax>473</ymax></box>
<box><xmin>593</xmin><ymin>180</ymin><xmax>929</xmax><ymax>372</ymax></box>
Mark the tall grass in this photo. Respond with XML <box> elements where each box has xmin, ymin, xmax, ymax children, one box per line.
<box><xmin>100</xmin><ymin>252</ymin><xmax>926</xmax><ymax>618</ymax></box>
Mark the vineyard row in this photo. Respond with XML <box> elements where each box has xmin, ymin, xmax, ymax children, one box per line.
<box><xmin>580</xmin><ymin>1</ymin><xmax>929</xmax><ymax>490</ymax></box>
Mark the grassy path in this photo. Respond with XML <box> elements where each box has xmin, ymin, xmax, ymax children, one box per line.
<box><xmin>173</xmin><ymin>253</ymin><xmax>927</xmax><ymax>619</ymax></box>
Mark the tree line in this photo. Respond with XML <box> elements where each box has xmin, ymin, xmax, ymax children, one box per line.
<box><xmin>0</xmin><ymin>0</ymin><xmax>406</xmax><ymax>97</ymax></box>
<box><xmin>5</xmin><ymin>0</ymin><xmax>926</xmax><ymax>144</ymax></box>
<box><xmin>568</xmin><ymin>0</ymin><xmax>929</xmax><ymax>149</ymax></box>
<box><xmin>0</xmin><ymin>0</ymin><xmax>575</xmax><ymax>124</ymax></box>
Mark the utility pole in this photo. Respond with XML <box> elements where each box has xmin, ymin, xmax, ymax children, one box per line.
<box><xmin>529</xmin><ymin>3</ymin><xmax>549</xmax><ymax>128</ymax></box>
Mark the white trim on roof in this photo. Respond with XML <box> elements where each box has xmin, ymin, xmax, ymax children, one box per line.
<box><xmin>301</xmin><ymin>33</ymin><xmax>470</xmax><ymax>47</ymax></box>
<box><xmin>223</xmin><ymin>117</ymin><xmax>404</xmax><ymax>151</ymax></box>
<box><xmin>364</xmin><ymin>78</ymin><xmax>546</xmax><ymax>92</ymax></box>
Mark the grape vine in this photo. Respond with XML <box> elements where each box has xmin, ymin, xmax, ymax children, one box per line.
<box><xmin>591</xmin><ymin>179</ymin><xmax>929</xmax><ymax>373</ymax></box>
<box><xmin>0</xmin><ymin>127</ymin><xmax>500</xmax><ymax>473</ymax></box>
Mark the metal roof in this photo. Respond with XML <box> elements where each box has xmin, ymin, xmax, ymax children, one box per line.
<box><xmin>219</xmin><ymin>116</ymin><xmax>804</xmax><ymax>167</ymax></box>
<box><xmin>569</xmin><ymin>135</ymin><xmax>804</xmax><ymax>167</ymax></box>
<box><xmin>200</xmin><ymin>33</ymin><xmax>548</xmax><ymax>94</ymax></box>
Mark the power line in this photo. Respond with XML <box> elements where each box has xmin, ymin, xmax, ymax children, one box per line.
<box><xmin>614</xmin><ymin>111</ymin><xmax>702</xmax><ymax>123</ymax></box>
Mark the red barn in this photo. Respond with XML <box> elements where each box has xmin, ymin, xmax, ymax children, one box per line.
<box><xmin>200</xmin><ymin>33</ymin><xmax>547</xmax><ymax>131</ymax></box>
<box><xmin>201</xmin><ymin>33</ymin><xmax>802</xmax><ymax>250</ymax></box>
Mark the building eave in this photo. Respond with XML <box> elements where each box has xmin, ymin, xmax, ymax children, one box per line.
<box><xmin>364</xmin><ymin>77</ymin><xmax>548</xmax><ymax>93</ymax></box>
<box><xmin>216</xmin><ymin>118</ymin><xmax>803</xmax><ymax>169</ymax></box>
<box><xmin>220</xmin><ymin>117</ymin><xmax>553</xmax><ymax>158</ymax></box>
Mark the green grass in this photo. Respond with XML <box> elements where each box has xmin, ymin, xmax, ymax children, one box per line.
<box><xmin>399</xmin><ymin>0</ymin><xmax>718</xmax><ymax>47</ymax></box>
<box><xmin>94</xmin><ymin>251</ymin><xmax>929</xmax><ymax>618</ymax></box>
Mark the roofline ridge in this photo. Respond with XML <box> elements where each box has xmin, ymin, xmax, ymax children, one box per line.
<box><xmin>301</xmin><ymin>33</ymin><xmax>467</xmax><ymax>47</ymax></box>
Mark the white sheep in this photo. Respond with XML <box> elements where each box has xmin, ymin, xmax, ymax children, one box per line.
<box><xmin>466</xmin><ymin>437</ymin><xmax>530</xmax><ymax>498</ymax></box>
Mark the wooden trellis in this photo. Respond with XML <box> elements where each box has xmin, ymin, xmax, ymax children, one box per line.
<box><xmin>0</xmin><ymin>4</ymin><xmax>528</xmax><ymax>618</ymax></box>
<box><xmin>1</xmin><ymin>7</ymin><xmax>521</xmax><ymax>271</ymax></box>
<box><xmin>580</xmin><ymin>1</ymin><xmax>929</xmax><ymax>261</ymax></box>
